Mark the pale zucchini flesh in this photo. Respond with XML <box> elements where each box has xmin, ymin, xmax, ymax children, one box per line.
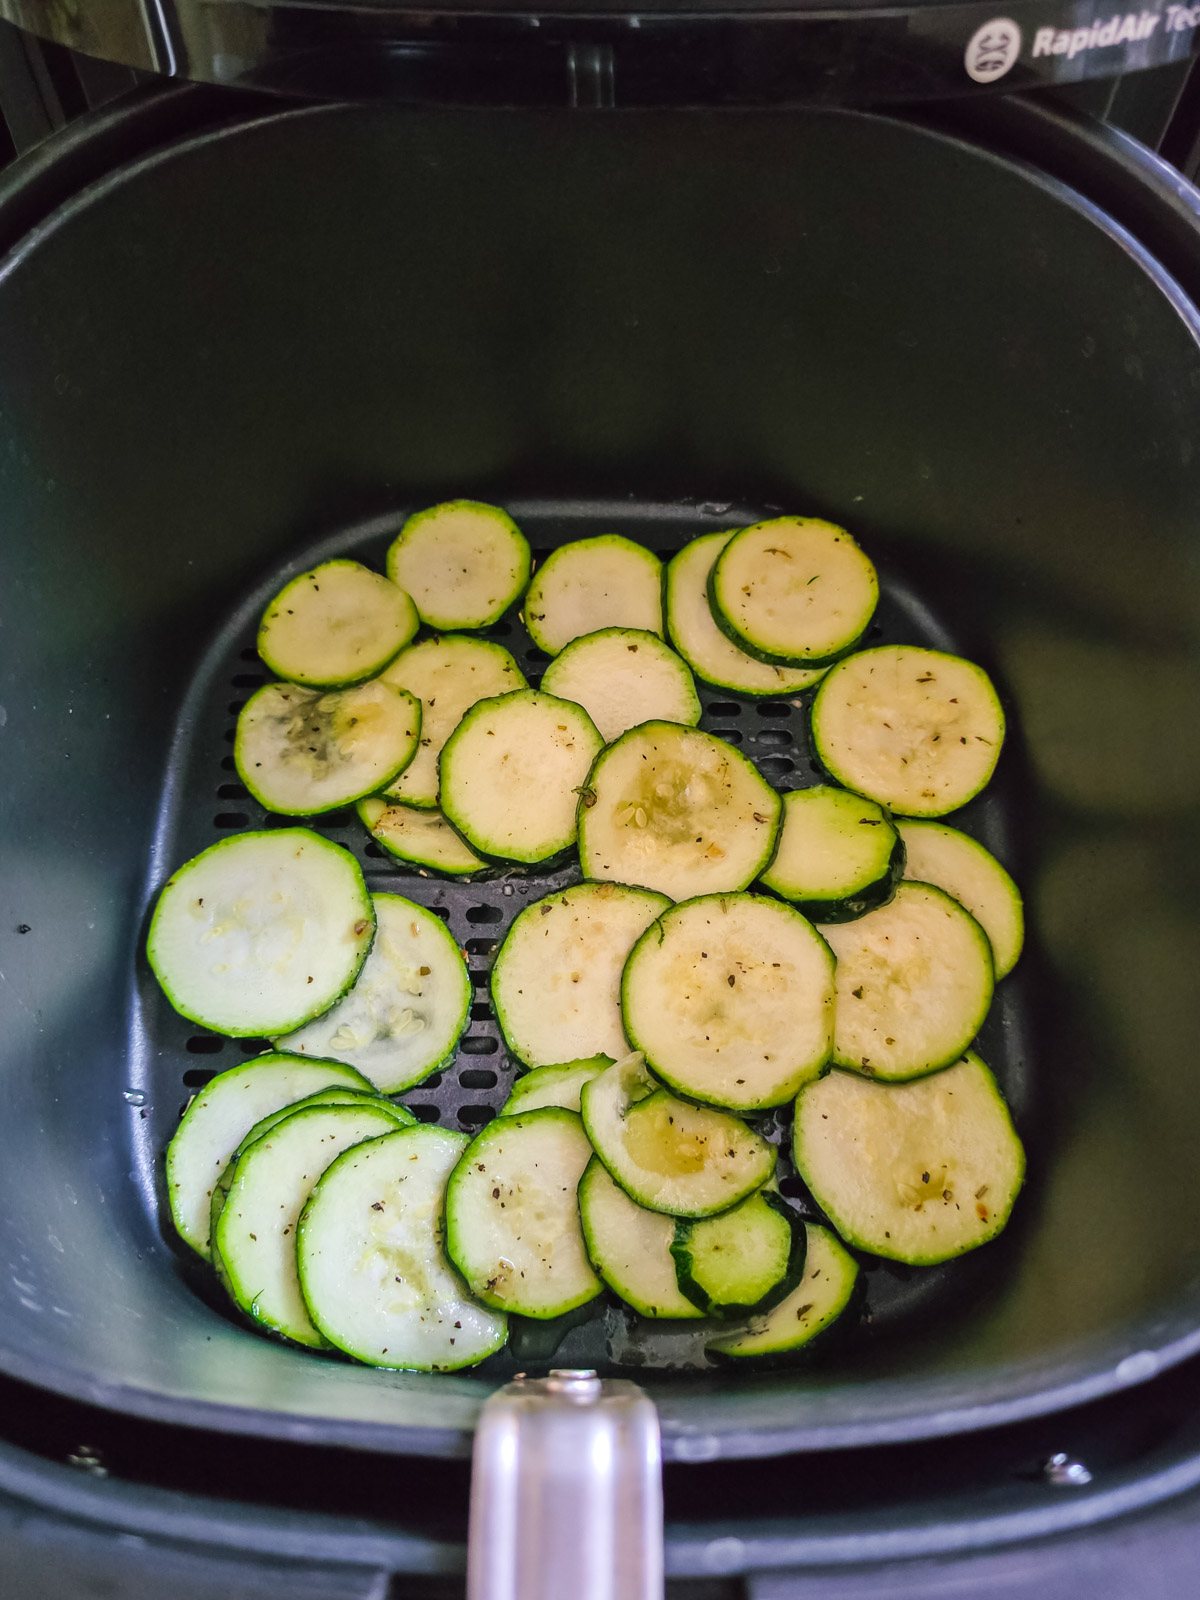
<box><xmin>297</xmin><ymin>1125</ymin><xmax>508</xmax><ymax>1370</ymax></box>
<box><xmin>386</xmin><ymin>501</ymin><xmax>531</xmax><ymax>630</ymax></box>
<box><xmin>812</xmin><ymin>646</ymin><xmax>1006</xmax><ymax>817</ymax></box>
<box><xmin>236</xmin><ymin>680</ymin><xmax>420</xmax><ymax>816</ymax></box>
<box><xmin>578</xmin><ymin>721</ymin><xmax>781</xmax><ymax>901</ymax></box>
<box><xmin>490</xmin><ymin>882</ymin><xmax>670</xmax><ymax>1069</ymax></box>
<box><xmin>759</xmin><ymin>785</ymin><xmax>904</xmax><ymax>922</ymax></box>
<box><xmin>502</xmin><ymin>1058</ymin><xmax>612</xmax><ymax>1116</ymax></box>
<box><xmin>257</xmin><ymin>559</ymin><xmax>418</xmax><ymax>688</ymax></box>
<box><xmin>821</xmin><ymin>882</ymin><xmax>994</xmax><ymax>1081</ymax></box>
<box><xmin>666</xmin><ymin>533</ymin><xmax>829</xmax><ymax>697</ymax></box>
<box><xmin>440</xmin><ymin>689</ymin><xmax>603</xmax><ymax>864</ymax></box>
<box><xmin>672</xmin><ymin>1191</ymin><xmax>802</xmax><ymax>1318</ymax></box>
<box><xmin>577</xmin><ymin>1156</ymin><xmax>701</xmax><ymax>1319</ymax></box>
<box><xmin>357</xmin><ymin>796</ymin><xmax>486</xmax><ymax>876</ymax></box>
<box><xmin>147</xmin><ymin>829</ymin><xmax>375</xmax><ymax>1037</ymax></box>
<box><xmin>621</xmin><ymin>892</ymin><xmax>834</xmax><ymax>1110</ymax></box>
<box><xmin>709</xmin><ymin>519</ymin><xmax>878</xmax><ymax>667</ymax></box>
<box><xmin>274</xmin><ymin>893</ymin><xmax>470</xmax><ymax>1093</ymax></box>
<box><xmin>580</xmin><ymin>1052</ymin><xmax>775</xmax><ymax>1218</ymax></box>
<box><xmin>445</xmin><ymin>1109</ymin><xmax>601</xmax><ymax>1318</ymax></box>
<box><xmin>524</xmin><ymin>535</ymin><xmax>664</xmax><ymax>655</ymax></box>
<box><xmin>708</xmin><ymin>1223</ymin><xmax>859</xmax><ymax>1358</ymax></box>
<box><xmin>793</xmin><ymin>1053</ymin><xmax>1025</xmax><ymax>1264</ymax></box>
<box><xmin>379</xmin><ymin>635</ymin><xmax>526</xmax><ymax>808</ymax></box>
<box><xmin>540</xmin><ymin>627</ymin><xmax>701</xmax><ymax>742</ymax></box>
<box><xmin>898</xmin><ymin>821</ymin><xmax>1024</xmax><ymax>979</ymax></box>
<box><xmin>166</xmin><ymin>1052</ymin><xmax>373</xmax><ymax>1260</ymax></box>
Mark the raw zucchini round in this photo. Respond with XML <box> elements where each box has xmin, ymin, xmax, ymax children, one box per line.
<box><xmin>709</xmin><ymin>518</ymin><xmax>878</xmax><ymax>667</ymax></box>
<box><xmin>524</xmin><ymin>535</ymin><xmax>664</xmax><ymax>655</ymax></box>
<box><xmin>298</xmin><ymin>1125</ymin><xmax>508</xmax><ymax>1371</ymax></box>
<box><xmin>541</xmin><ymin>627</ymin><xmax>701</xmax><ymax>742</ymax></box>
<box><xmin>357</xmin><ymin>796</ymin><xmax>486</xmax><ymax>876</ymax></box>
<box><xmin>440</xmin><ymin>689</ymin><xmax>603</xmax><ymax>864</ymax></box>
<box><xmin>811</xmin><ymin>646</ymin><xmax>1006</xmax><ymax>817</ymax></box>
<box><xmin>166</xmin><ymin>1052</ymin><xmax>373</xmax><ymax>1260</ymax></box>
<box><xmin>622</xmin><ymin>892</ymin><xmax>834</xmax><ymax>1110</ymax></box>
<box><xmin>759</xmin><ymin>785</ymin><xmax>904</xmax><ymax>922</ymax></box>
<box><xmin>672</xmin><ymin>1191</ymin><xmax>804</xmax><ymax>1318</ymax></box>
<box><xmin>580</xmin><ymin>1052</ymin><xmax>775</xmax><ymax>1218</ymax></box>
<box><xmin>577</xmin><ymin>1156</ymin><xmax>701</xmax><ymax>1320</ymax></box>
<box><xmin>386</xmin><ymin>501</ymin><xmax>531</xmax><ymax>630</ymax></box>
<box><xmin>445</xmin><ymin>1109</ymin><xmax>602</xmax><ymax>1318</ymax></box>
<box><xmin>578</xmin><ymin>721</ymin><xmax>782</xmax><ymax>901</ymax></box>
<box><xmin>708</xmin><ymin>1223</ymin><xmax>859</xmax><ymax>1359</ymax></box>
<box><xmin>792</xmin><ymin>1053</ymin><xmax>1025</xmax><ymax>1264</ymax></box>
<box><xmin>274</xmin><ymin>893</ymin><xmax>471</xmax><ymax>1093</ymax></box>
<box><xmin>491</xmin><ymin>882</ymin><xmax>670</xmax><ymax>1069</ymax></box>
<box><xmin>235</xmin><ymin>680</ymin><xmax>421</xmax><ymax>815</ymax></box>
<box><xmin>379</xmin><ymin>635</ymin><xmax>526</xmax><ymax>808</ymax></box>
<box><xmin>502</xmin><ymin>1058</ymin><xmax>612</xmax><ymax>1116</ymax></box>
<box><xmin>666</xmin><ymin>533</ymin><xmax>829</xmax><ymax>697</ymax></box>
<box><xmin>257</xmin><ymin>559</ymin><xmax>418</xmax><ymax>688</ymax></box>
<box><xmin>147</xmin><ymin>829</ymin><xmax>375</xmax><ymax>1038</ymax></box>
<box><xmin>898</xmin><ymin>821</ymin><xmax>1024</xmax><ymax>979</ymax></box>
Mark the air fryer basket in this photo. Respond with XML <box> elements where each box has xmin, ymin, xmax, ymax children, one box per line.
<box><xmin>2</xmin><ymin>100</ymin><xmax>1200</xmax><ymax>1462</ymax></box>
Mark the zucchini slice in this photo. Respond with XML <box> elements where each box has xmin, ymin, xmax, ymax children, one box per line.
<box><xmin>445</xmin><ymin>1109</ymin><xmax>602</xmax><ymax>1319</ymax></box>
<box><xmin>502</xmin><ymin>1058</ymin><xmax>612</xmax><ymax>1116</ymax></box>
<box><xmin>709</xmin><ymin>519</ymin><xmax>878</xmax><ymax>667</ymax></box>
<box><xmin>672</xmin><ymin>1191</ymin><xmax>804</xmax><ymax>1318</ymax></box>
<box><xmin>379</xmin><ymin>635</ymin><xmax>526</xmax><ymax>809</ymax></box>
<box><xmin>147</xmin><ymin>830</ymin><xmax>375</xmax><ymax>1038</ymax></box>
<box><xmin>235</xmin><ymin>680</ymin><xmax>421</xmax><ymax>816</ymax></box>
<box><xmin>214</xmin><ymin>1101</ymin><xmax>403</xmax><ymax>1346</ymax></box>
<box><xmin>357</xmin><ymin>796</ymin><xmax>486</xmax><ymax>876</ymax></box>
<box><xmin>821</xmin><ymin>882</ymin><xmax>994</xmax><ymax>1081</ymax></box>
<box><xmin>257</xmin><ymin>559</ymin><xmax>418</xmax><ymax>688</ymax></box>
<box><xmin>577</xmin><ymin>1156</ymin><xmax>701</xmax><ymax>1319</ymax></box>
<box><xmin>540</xmin><ymin>627</ymin><xmax>701</xmax><ymax>742</ymax></box>
<box><xmin>708</xmin><ymin>1223</ymin><xmax>859</xmax><ymax>1359</ymax></box>
<box><xmin>578</xmin><ymin>722</ymin><xmax>781</xmax><ymax>901</ymax></box>
<box><xmin>524</xmin><ymin>535</ymin><xmax>664</xmax><ymax>655</ymax></box>
<box><xmin>274</xmin><ymin>893</ymin><xmax>470</xmax><ymax>1093</ymax></box>
<box><xmin>811</xmin><ymin>646</ymin><xmax>1006</xmax><ymax>817</ymax></box>
<box><xmin>792</xmin><ymin>1053</ymin><xmax>1025</xmax><ymax>1264</ymax></box>
<box><xmin>166</xmin><ymin>1052</ymin><xmax>373</xmax><ymax>1261</ymax></box>
<box><xmin>622</xmin><ymin>893</ymin><xmax>834</xmax><ymax>1110</ymax></box>
<box><xmin>759</xmin><ymin>785</ymin><xmax>904</xmax><ymax>922</ymax></box>
<box><xmin>491</xmin><ymin>882</ymin><xmax>670</xmax><ymax>1069</ymax></box>
<box><xmin>666</xmin><ymin>533</ymin><xmax>829</xmax><ymax>698</ymax></box>
<box><xmin>580</xmin><ymin>1052</ymin><xmax>775</xmax><ymax>1218</ymax></box>
<box><xmin>297</xmin><ymin>1125</ymin><xmax>508</xmax><ymax>1371</ymax></box>
<box><xmin>897</xmin><ymin>821</ymin><xmax>1024</xmax><ymax>980</ymax></box>
<box><xmin>386</xmin><ymin>501</ymin><xmax>531</xmax><ymax>631</ymax></box>
<box><xmin>440</xmin><ymin>689</ymin><xmax>603</xmax><ymax>865</ymax></box>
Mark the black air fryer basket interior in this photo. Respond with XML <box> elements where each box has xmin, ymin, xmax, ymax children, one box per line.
<box><xmin>2</xmin><ymin>100</ymin><xmax>1200</xmax><ymax>1463</ymax></box>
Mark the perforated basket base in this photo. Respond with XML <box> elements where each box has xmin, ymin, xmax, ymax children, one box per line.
<box><xmin>132</xmin><ymin>497</ymin><xmax>1032</xmax><ymax>1377</ymax></box>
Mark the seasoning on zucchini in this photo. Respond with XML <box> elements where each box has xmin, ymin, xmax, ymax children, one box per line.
<box><xmin>577</xmin><ymin>1156</ymin><xmax>702</xmax><ymax>1319</ymax></box>
<box><xmin>621</xmin><ymin>892</ymin><xmax>834</xmax><ymax>1110</ymax></box>
<box><xmin>147</xmin><ymin>829</ymin><xmax>375</xmax><ymax>1038</ymax></box>
<box><xmin>708</xmin><ymin>1223</ymin><xmax>859</xmax><ymax>1359</ymax></box>
<box><xmin>445</xmin><ymin>1109</ymin><xmax>602</xmax><ymax>1319</ymax></box>
<box><xmin>274</xmin><ymin>892</ymin><xmax>471</xmax><ymax>1093</ymax></box>
<box><xmin>811</xmin><ymin>645</ymin><xmax>1006</xmax><ymax>816</ymax></box>
<box><xmin>491</xmin><ymin>882</ymin><xmax>669</xmax><ymax>1069</ymax></box>
<box><xmin>708</xmin><ymin>518</ymin><xmax>878</xmax><ymax>667</ymax></box>
<box><xmin>386</xmin><ymin>500</ymin><xmax>531</xmax><ymax>631</ymax></box>
<box><xmin>578</xmin><ymin>721</ymin><xmax>781</xmax><ymax>901</ymax></box>
<box><xmin>897</xmin><ymin>821</ymin><xmax>1024</xmax><ymax>979</ymax></box>
<box><xmin>580</xmin><ymin>1052</ymin><xmax>775</xmax><ymax>1218</ymax></box>
<box><xmin>439</xmin><ymin>689</ymin><xmax>603</xmax><ymax>864</ymax></box>
<box><xmin>672</xmin><ymin>1191</ymin><xmax>805</xmax><ymax>1318</ymax></box>
<box><xmin>759</xmin><ymin>785</ymin><xmax>904</xmax><ymax>922</ymax></box>
<box><xmin>501</xmin><ymin>1058</ymin><xmax>613</xmax><ymax>1116</ymax></box>
<box><xmin>524</xmin><ymin>535</ymin><xmax>664</xmax><ymax>655</ymax></box>
<box><xmin>257</xmin><ymin>559</ymin><xmax>418</xmax><ymax>688</ymax></box>
<box><xmin>792</xmin><ymin>1053</ymin><xmax>1025</xmax><ymax>1264</ymax></box>
<box><xmin>298</xmin><ymin>1125</ymin><xmax>509</xmax><ymax>1371</ymax></box>
<box><xmin>357</xmin><ymin>796</ymin><xmax>486</xmax><ymax>876</ymax></box>
<box><xmin>540</xmin><ymin>626</ymin><xmax>701</xmax><ymax>742</ymax></box>
<box><xmin>235</xmin><ymin>680</ymin><xmax>420</xmax><ymax>816</ymax></box>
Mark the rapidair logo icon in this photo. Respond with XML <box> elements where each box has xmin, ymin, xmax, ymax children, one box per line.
<box><xmin>1032</xmin><ymin>9</ymin><xmax>1164</xmax><ymax>55</ymax></box>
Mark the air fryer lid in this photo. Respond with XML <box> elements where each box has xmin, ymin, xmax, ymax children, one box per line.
<box><xmin>1</xmin><ymin>102</ymin><xmax>1200</xmax><ymax>1460</ymax></box>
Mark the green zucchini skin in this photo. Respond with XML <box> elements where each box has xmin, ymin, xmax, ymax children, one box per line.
<box><xmin>386</xmin><ymin>500</ymin><xmax>531</xmax><ymax>631</ymax></box>
<box><xmin>784</xmin><ymin>836</ymin><xmax>906</xmax><ymax>924</ymax></box>
<box><xmin>707</xmin><ymin>1222</ymin><xmax>861</xmax><ymax>1362</ymax></box>
<box><xmin>671</xmin><ymin>1192</ymin><xmax>807</xmax><ymax>1319</ymax></box>
<box><xmin>708</xmin><ymin>557</ymin><xmax>869</xmax><ymax>668</ymax></box>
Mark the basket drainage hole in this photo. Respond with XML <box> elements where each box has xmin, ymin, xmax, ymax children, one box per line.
<box><xmin>459</xmin><ymin>1068</ymin><xmax>497</xmax><ymax>1089</ymax></box>
<box><xmin>214</xmin><ymin>812</ymin><xmax>250</xmax><ymax>829</ymax></box>
<box><xmin>755</xmin><ymin>729</ymin><xmax>791</xmax><ymax>748</ymax></box>
<box><xmin>427</xmin><ymin>906</ymin><xmax>451</xmax><ymax>921</ymax></box>
<box><xmin>232</xmin><ymin>673</ymin><xmax>265</xmax><ymax>689</ymax></box>
<box><xmin>186</xmin><ymin>1035</ymin><xmax>224</xmax><ymax>1054</ymax></box>
<box><xmin>240</xmin><ymin>647</ymin><xmax>262</xmax><ymax>663</ymax></box>
<box><xmin>182</xmin><ymin>1068</ymin><xmax>217</xmax><ymax>1088</ymax></box>
<box><xmin>220</xmin><ymin>756</ymin><xmax>237</xmax><ymax>772</ymax></box>
<box><xmin>217</xmin><ymin>782</ymin><xmax>249</xmax><ymax>800</ymax></box>
<box><xmin>315</xmin><ymin>811</ymin><xmax>351</xmax><ymax>829</ymax></box>
<box><xmin>236</xmin><ymin>1038</ymin><xmax>273</xmax><ymax>1055</ymax></box>
<box><xmin>407</xmin><ymin>1104</ymin><xmax>440</xmax><ymax>1124</ymax></box>
<box><xmin>756</xmin><ymin>703</ymin><xmax>791</xmax><ymax>719</ymax></box>
<box><xmin>364</xmin><ymin>841</ymin><xmax>385</xmax><ymax>858</ymax></box>
<box><xmin>716</xmin><ymin>729</ymin><xmax>743</xmax><ymax>746</ymax></box>
<box><xmin>707</xmin><ymin>702</ymin><xmax>741</xmax><ymax>718</ymax></box>
<box><xmin>461</xmin><ymin>1036</ymin><xmax>499</xmax><ymax>1055</ymax></box>
<box><xmin>228</xmin><ymin>699</ymin><xmax>248</xmax><ymax>715</ymax></box>
<box><xmin>466</xmin><ymin>904</ymin><xmax>503</xmax><ymax>924</ymax></box>
<box><xmin>459</xmin><ymin>1105</ymin><xmax>496</xmax><ymax>1128</ymax></box>
<box><xmin>778</xmin><ymin>1177</ymin><xmax>809</xmax><ymax>1200</ymax></box>
<box><xmin>470</xmin><ymin>1003</ymin><xmax>493</xmax><ymax>1022</ymax></box>
<box><xmin>757</xmin><ymin>756</ymin><xmax>795</xmax><ymax>776</ymax></box>
<box><xmin>423</xmin><ymin>1073</ymin><xmax>443</xmax><ymax>1089</ymax></box>
<box><xmin>465</xmin><ymin>936</ymin><xmax>497</xmax><ymax>956</ymax></box>
<box><xmin>524</xmin><ymin>647</ymin><xmax>552</xmax><ymax>665</ymax></box>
